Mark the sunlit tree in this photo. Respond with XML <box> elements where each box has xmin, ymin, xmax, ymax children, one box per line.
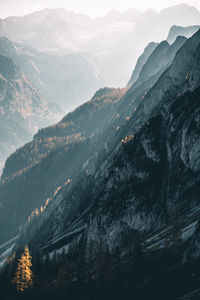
<box><xmin>15</xmin><ymin>245</ymin><xmax>33</xmax><ymax>292</ymax></box>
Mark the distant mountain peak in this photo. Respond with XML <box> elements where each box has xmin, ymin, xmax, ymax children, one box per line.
<box><xmin>167</xmin><ymin>24</ymin><xmax>200</xmax><ymax>44</ymax></box>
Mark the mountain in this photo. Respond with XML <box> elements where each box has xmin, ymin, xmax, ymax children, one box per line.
<box><xmin>131</xmin><ymin>35</ymin><xmax>187</xmax><ymax>90</ymax></box>
<box><xmin>0</xmin><ymin>27</ymin><xmax>199</xmax><ymax>248</ymax></box>
<box><xmin>2</xmin><ymin>87</ymin><xmax>127</xmax><ymax>180</ymax></box>
<box><xmin>1</xmin><ymin>31</ymin><xmax>200</xmax><ymax>299</ymax></box>
<box><xmin>21</xmin><ymin>28</ymin><xmax>200</xmax><ymax>254</ymax></box>
<box><xmin>0</xmin><ymin>55</ymin><xmax>58</xmax><ymax>175</ymax></box>
<box><xmin>0</xmin><ymin>23</ymin><xmax>199</xmax><ymax>248</ymax></box>
<box><xmin>127</xmin><ymin>42</ymin><xmax>158</xmax><ymax>86</ymax></box>
<box><xmin>0</xmin><ymin>8</ymin><xmax>91</xmax><ymax>51</ymax></box>
<box><xmin>0</xmin><ymin>37</ymin><xmax>104</xmax><ymax>112</ymax></box>
<box><xmin>1</xmin><ymin>7</ymin><xmax>200</xmax><ymax>299</ymax></box>
<box><xmin>0</xmin><ymin>28</ymin><xmax>199</xmax><ymax>299</ymax></box>
<box><xmin>0</xmin><ymin>4</ymin><xmax>199</xmax><ymax>89</ymax></box>
<box><xmin>0</xmin><ymin>87</ymin><xmax>127</xmax><ymax>244</ymax></box>
<box><xmin>25</xmin><ymin>13</ymin><xmax>77</xmax><ymax>51</ymax></box>
<box><xmin>0</xmin><ymin>5</ymin><xmax>196</xmax><ymax>114</ymax></box>
<box><xmin>167</xmin><ymin>25</ymin><xmax>200</xmax><ymax>43</ymax></box>
<box><xmin>91</xmin><ymin>4</ymin><xmax>200</xmax><ymax>87</ymax></box>
<box><xmin>128</xmin><ymin>23</ymin><xmax>200</xmax><ymax>88</ymax></box>
<box><xmin>0</xmin><ymin>8</ymin><xmax>139</xmax><ymax>52</ymax></box>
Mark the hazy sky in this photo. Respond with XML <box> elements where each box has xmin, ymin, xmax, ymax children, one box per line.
<box><xmin>0</xmin><ymin>0</ymin><xmax>200</xmax><ymax>18</ymax></box>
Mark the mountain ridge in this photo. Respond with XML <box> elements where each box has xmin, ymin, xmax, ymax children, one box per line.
<box><xmin>1</xmin><ymin>29</ymin><xmax>200</xmax><ymax>246</ymax></box>
<box><xmin>1</xmin><ymin>16</ymin><xmax>200</xmax><ymax>299</ymax></box>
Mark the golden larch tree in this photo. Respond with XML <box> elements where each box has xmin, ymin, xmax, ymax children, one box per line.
<box><xmin>15</xmin><ymin>245</ymin><xmax>33</xmax><ymax>292</ymax></box>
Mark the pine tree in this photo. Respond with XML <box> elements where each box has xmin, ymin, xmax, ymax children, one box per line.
<box><xmin>15</xmin><ymin>245</ymin><xmax>33</xmax><ymax>292</ymax></box>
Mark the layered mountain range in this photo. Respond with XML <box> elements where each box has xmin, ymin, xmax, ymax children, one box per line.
<box><xmin>0</xmin><ymin>54</ymin><xmax>59</xmax><ymax>175</ymax></box>
<box><xmin>0</xmin><ymin>4</ymin><xmax>200</xmax><ymax>88</ymax></box>
<box><xmin>14</xmin><ymin>28</ymin><xmax>200</xmax><ymax>257</ymax></box>
<box><xmin>0</xmin><ymin>36</ymin><xmax>104</xmax><ymax>112</ymax></box>
<box><xmin>0</xmin><ymin>30</ymin><xmax>188</xmax><ymax>242</ymax></box>
<box><xmin>0</xmin><ymin>4</ymin><xmax>199</xmax><ymax>175</ymax></box>
<box><xmin>1</xmin><ymin>5</ymin><xmax>200</xmax><ymax>300</ymax></box>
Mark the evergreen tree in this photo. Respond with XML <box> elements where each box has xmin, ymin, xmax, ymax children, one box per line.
<box><xmin>15</xmin><ymin>245</ymin><xmax>33</xmax><ymax>292</ymax></box>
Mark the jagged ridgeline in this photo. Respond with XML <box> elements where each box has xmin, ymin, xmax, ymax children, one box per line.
<box><xmin>1</xmin><ymin>27</ymin><xmax>200</xmax><ymax>299</ymax></box>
